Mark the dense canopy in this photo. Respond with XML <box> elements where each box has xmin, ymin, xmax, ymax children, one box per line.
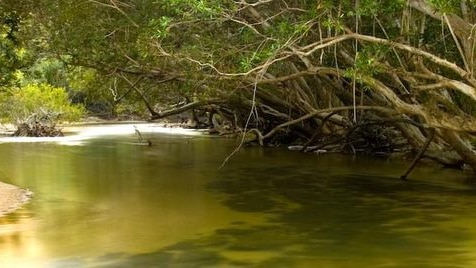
<box><xmin>3</xmin><ymin>0</ymin><xmax>476</xmax><ymax>172</ymax></box>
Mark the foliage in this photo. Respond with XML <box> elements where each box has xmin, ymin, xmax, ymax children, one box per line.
<box><xmin>427</xmin><ymin>0</ymin><xmax>461</xmax><ymax>12</ymax></box>
<box><xmin>0</xmin><ymin>83</ymin><xmax>84</xmax><ymax>125</ymax></box>
<box><xmin>4</xmin><ymin>0</ymin><xmax>476</xmax><ymax>168</ymax></box>
<box><xmin>0</xmin><ymin>11</ymin><xmax>25</xmax><ymax>87</ymax></box>
<box><xmin>22</xmin><ymin>57</ymin><xmax>68</xmax><ymax>87</ymax></box>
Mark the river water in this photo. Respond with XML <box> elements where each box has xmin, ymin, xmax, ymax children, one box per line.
<box><xmin>0</xmin><ymin>124</ymin><xmax>475</xmax><ymax>267</ymax></box>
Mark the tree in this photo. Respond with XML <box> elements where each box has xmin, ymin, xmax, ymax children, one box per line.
<box><xmin>0</xmin><ymin>10</ymin><xmax>24</xmax><ymax>87</ymax></box>
<box><xmin>8</xmin><ymin>0</ymin><xmax>476</xmax><ymax>172</ymax></box>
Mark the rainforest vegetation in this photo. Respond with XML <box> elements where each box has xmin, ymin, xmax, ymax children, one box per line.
<box><xmin>3</xmin><ymin>0</ymin><xmax>476</xmax><ymax>172</ymax></box>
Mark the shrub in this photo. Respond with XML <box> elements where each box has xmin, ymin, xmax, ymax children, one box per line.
<box><xmin>0</xmin><ymin>83</ymin><xmax>84</xmax><ymax>125</ymax></box>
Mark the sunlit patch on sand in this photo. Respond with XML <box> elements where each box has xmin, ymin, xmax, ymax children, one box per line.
<box><xmin>0</xmin><ymin>123</ymin><xmax>203</xmax><ymax>146</ymax></box>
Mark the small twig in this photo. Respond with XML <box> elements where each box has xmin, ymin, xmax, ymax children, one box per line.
<box><xmin>133</xmin><ymin>125</ymin><xmax>143</xmax><ymax>142</ymax></box>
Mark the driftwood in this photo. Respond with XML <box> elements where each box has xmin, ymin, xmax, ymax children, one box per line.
<box><xmin>13</xmin><ymin>112</ymin><xmax>63</xmax><ymax>137</ymax></box>
<box><xmin>13</xmin><ymin>122</ymin><xmax>63</xmax><ymax>137</ymax></box>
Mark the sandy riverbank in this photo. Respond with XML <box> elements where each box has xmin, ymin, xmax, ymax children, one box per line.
<box><xmin>0</xmin><ymin>182</ymin><xmax>32</xmax><ymax>217</ymax></box>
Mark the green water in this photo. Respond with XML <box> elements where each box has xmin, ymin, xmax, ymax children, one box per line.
<box><xmin>0</xmin><ymin>130</ymin><xmax>476</xmax><ymax>267</ymax></box>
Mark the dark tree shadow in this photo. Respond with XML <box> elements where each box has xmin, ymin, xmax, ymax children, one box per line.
<box><xmin>63</xmin><ymin>166</ymin><xmax>476</xmax><ymax>267</ymax></box>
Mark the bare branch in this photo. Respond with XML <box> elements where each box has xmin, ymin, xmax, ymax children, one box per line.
<box><xmin>262</xmin><ymin>106</ymin><xmax>397</xmax><ymax>140</ymax></box>
<box><xmin>151</xmin><ymin>99</ymin><xmax>225</xmax><ymax>120</ymax></box>
<box><xmin>87</xmin><ymin>0</ymin><xmax>139</xmax><ymax>27</ymax></box>
<box><xmin>297</xmin><ymin>33</ymin><xmax>476</xmax><ymax>86</ymax></box>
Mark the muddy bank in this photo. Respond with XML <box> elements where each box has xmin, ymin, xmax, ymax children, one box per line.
<box><xmin>0</xmin><ymin>181</ymin><xmax>32</xmax><ymax>217</ymax></box>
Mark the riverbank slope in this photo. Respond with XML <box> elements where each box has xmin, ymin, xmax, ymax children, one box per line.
<box><xmin>0</xmin><ymin>182</ymin><xmax>32</xmax><ymax>217</ymax></box>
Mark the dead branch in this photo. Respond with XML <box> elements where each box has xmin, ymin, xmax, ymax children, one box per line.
<box><xmin>400</xmin><ymin>128</ymin><xmax>435</xmax><ymax>180</ymax></box>
<box><xmin>262</xmin><ymin>106</ymin><xmax>397</xmax><ymax>140</ymax></box>
<box><xmin>151</xmin><ymin>99</ymin><xmax>225</xmax><ymax>120</ymax></box>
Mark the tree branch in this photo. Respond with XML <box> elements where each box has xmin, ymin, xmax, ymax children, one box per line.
<box><xmin>150</xmin><ymin>99</ymin><xmax>225</xmax><ymax>120</ymax></box>
<box><xmin>262</xmin><ymin>106</ymin><xmax>397</xmax><ymax>140</ymax></box>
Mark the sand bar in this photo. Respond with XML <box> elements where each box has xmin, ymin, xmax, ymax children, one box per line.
<box><xmin>0</xmin><ymin>181</ymin><xmax>32</xmax><ymax>217</ymax></box>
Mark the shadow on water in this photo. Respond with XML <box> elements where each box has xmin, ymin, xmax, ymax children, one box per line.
<box><xmin>69</xmin><ymin>164</ymin><xmax>476</xmax><ymax>268</ymax></box>
<box><xmin>1</xmin><ymin>130</ymin><xmax>476</xmax><ymax>267</ymax></box>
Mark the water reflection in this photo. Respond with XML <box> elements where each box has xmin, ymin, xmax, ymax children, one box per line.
<box><xmin>0</xmin><ymin>127</ymin><xmax>475</xmax><ymax>267</ymax></box>
<box><xmin>85</xmin><ymin>169</ymin><xmax>476</xmax><ymax>267</ymax></box>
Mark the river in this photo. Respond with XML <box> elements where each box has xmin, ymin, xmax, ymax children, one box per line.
<box><xmin>0</xmin><ymin>124</ymin><xmax>475</xmax><ymax>267</ymax></box>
